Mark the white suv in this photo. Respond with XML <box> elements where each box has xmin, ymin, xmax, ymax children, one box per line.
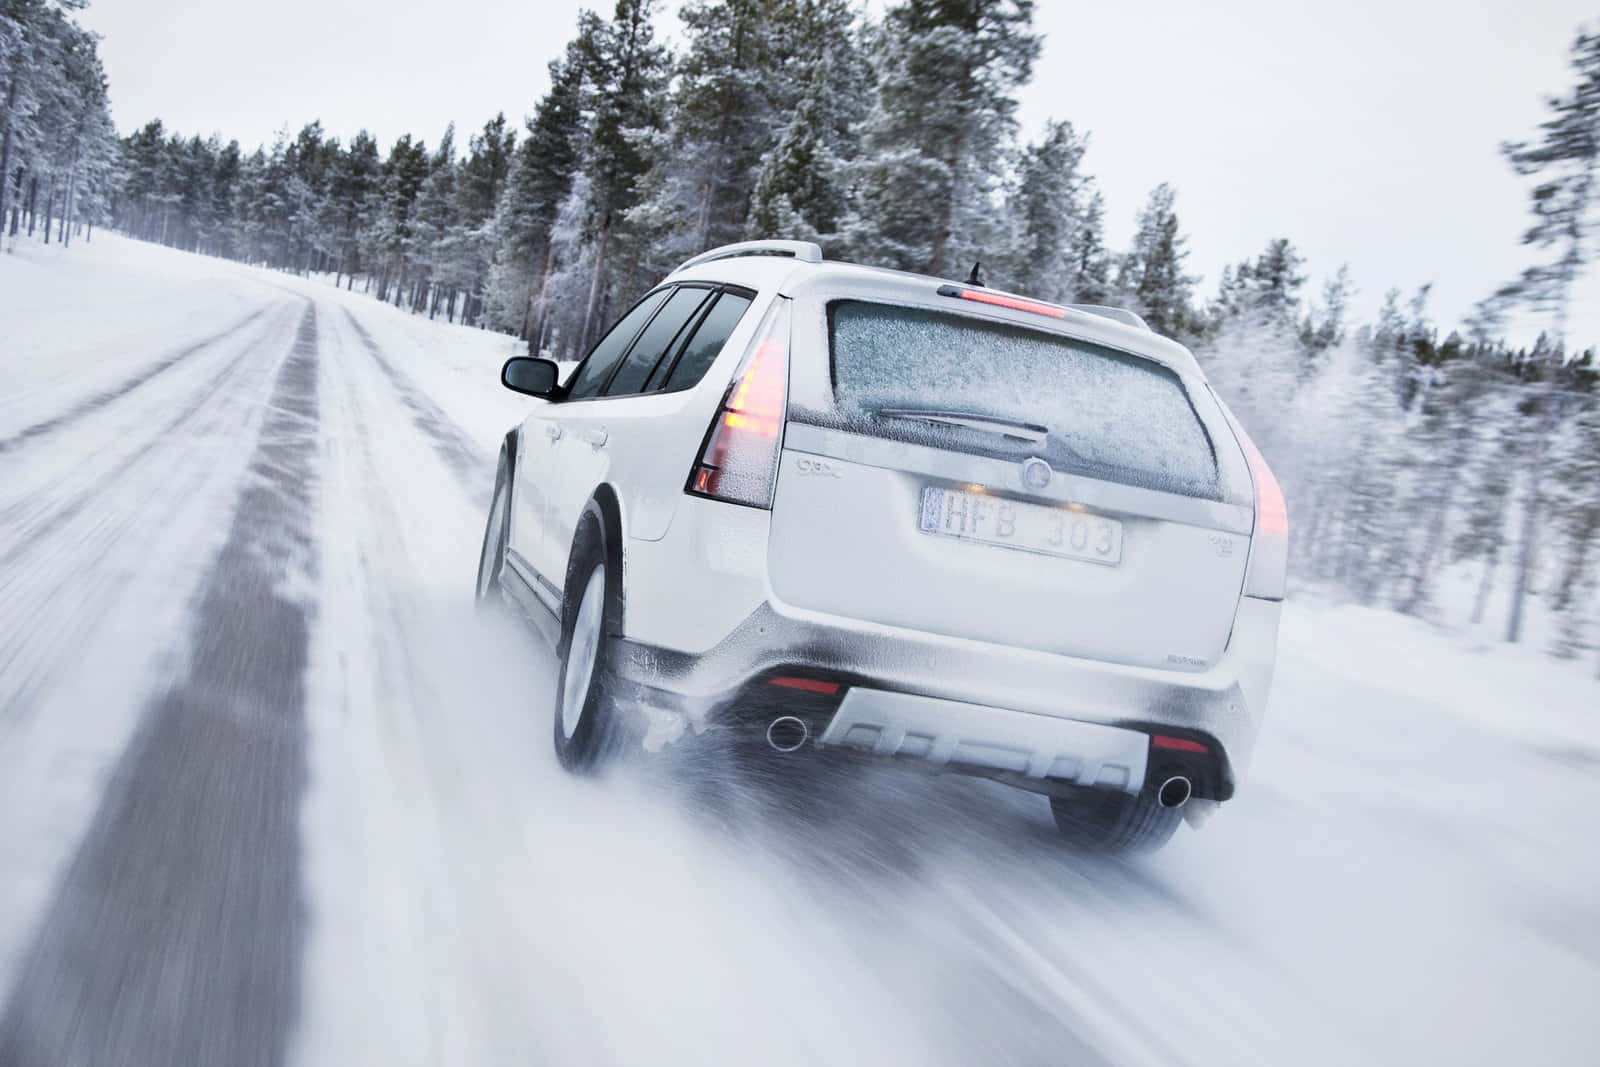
<box><xmin>477</xmin><ymin>240</ymin><xmax>1285</xmax><ymax>852</ymax></box>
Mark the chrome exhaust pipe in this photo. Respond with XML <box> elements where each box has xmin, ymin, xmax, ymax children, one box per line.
<box><xmin>766</xmin><ymin>716</ymin><xmax>809</xmax><ymax>753</ymax></box>
<box><xmin>1156</xmin><ymin>775</ymin><xmax>1192</xmax><ymax>809</ymax></box>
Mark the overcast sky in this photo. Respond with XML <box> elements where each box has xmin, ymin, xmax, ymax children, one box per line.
<box><xmin>80</xmin><ymin>0</ymin><xmax>1599</xmax><ymax>345</ymax></box>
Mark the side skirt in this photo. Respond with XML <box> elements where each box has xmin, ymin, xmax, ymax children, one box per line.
<box><xmin>501</xmin><ymin>550</ymin><xmax>562</xmax><ymax>650</ymax></box>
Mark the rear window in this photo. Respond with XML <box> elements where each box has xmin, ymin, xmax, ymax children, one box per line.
<box><xmin>825</xmin><ymin>301</ymin><xmax>1219</xmax><ymax>498</ymax></box>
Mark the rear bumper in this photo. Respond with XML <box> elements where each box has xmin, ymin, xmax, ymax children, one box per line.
<box><xmin>821</xmin><ymin>688</ymin><xmax>1152</xmax><ymax>795</ymax></box>
<box><xmin>608</xmin><ymin>594</ymin><xmax>1280</xmax><ymax>798</ymax></box>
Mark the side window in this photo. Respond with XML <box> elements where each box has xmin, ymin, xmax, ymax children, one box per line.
<box><xmin>564</xmin><ymin>288</ymin><xmax>670</xmax><ymax>400</ymax></box>
<box><xmin>660</xmin><ymin>291</ymin><xmax>755</xmax><ymax>392</ymax></box>
<box><xmin>604</xmin><ymin>287</ymin><xmax>713</xmax><ymax>396</ymax></box>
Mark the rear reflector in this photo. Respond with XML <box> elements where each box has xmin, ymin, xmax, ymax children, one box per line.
<box><xmin>936</xmin><ymin>284</ymin><xmax>1067</xmax><ymax>319</ymax></box>
<box><xmin>767</xmin><ymin>676</ymin><xmax>841</xmax><ymax>695</ymax></box>
<box><xmin>1152</xmin><ymin>734</ymin><xmax>1208</xmax><ymax>754</ymax></box>
<box><xmin>687</xmin><ymin>298</ymin><xmax>792</xmax><ymax>508</ymax></box>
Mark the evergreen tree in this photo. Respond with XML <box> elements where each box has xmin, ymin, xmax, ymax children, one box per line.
<box><xmin>1120</xmin><ymin>182</ymin><xmax>1194</xmax><ymax>336</ymax></box>
<box><xmin>489</xmin><ymin>42</ymin><xmax>586</xmax><ymax>342</ymax></box>
<box><xmin>1487</xmin><ymin>29</ymin><xmax>1600</xmax><ymax>643</ymax></box>
<box><xmin>840</xmin><ymin>0</ymin><xmax>1040</xmax><ymax>276</ymax></box>
<box><xmin>648</xmin><ymin>0</ymin><xmax>782</xmax><ymax>257</ymax></box>
<box><xmin>574</xmin><ymin>0</ymin><xmax>671</xmax><ymax>347</ymax></box>
<box><xmin>323</xmin><ymin>130</ymin><xmax>379</xmax><ymax>286</ymax></box>
<box><xmin>409</xmin><ymin>124</ymin><xmax>457</xmax><ymax>313</ymax></box>
<box><xmin>1004</xmin><ymin>119</ymin><xmax>1090</xmax><ymax>302</ymax></box>
<box><xmin>369</xmin><ymin>133</ymin><xmax>429</xmax><ymax>303</ymax></box>
<box><xmin>1301</xmin><ymin>265</ymin><xmax>1353</xmax><ymax>358</ymax></box>
<box><xmin>1067</xmin><ymin>188</ymin><xmax>1113</xmax><ymax>304</ymax></box>
<box><xmin>743</xmin><ymin>56</ymin><xmax>848</xmax><ymax>245</ymax></box>
<box><xmin>445</xmin><ymin>113</ymin><xmax>515</xmax><ymax>323</ymax></box>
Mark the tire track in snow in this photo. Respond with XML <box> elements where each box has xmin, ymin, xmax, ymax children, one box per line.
<box><xmin>0</xmin><ymin>305</ymin><xmax>298</xmax><ymax>575</ymax></box>
<box><xmin>339</xmin><ymin>306</ymin><xmax>488</xmax><ymax>489</ymax></box>
<box><xmin>0</xmin><ymin>306</ymin><xmax>320</xmax><ymax>1067</ymax></box>
<box><xmin>0</xmin><ymin>305</ymin><xmax>272</xmax><ymax>455</ymax></box>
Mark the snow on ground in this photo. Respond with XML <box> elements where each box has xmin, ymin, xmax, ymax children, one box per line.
<box><xmin>1</xmin><ymin>232</ymin><xmax>1598</xmax><ymax>1065</ymax></box>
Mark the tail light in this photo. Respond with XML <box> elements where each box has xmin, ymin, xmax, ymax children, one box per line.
<box><xmin>1237</xmin><ymin>428</ymin><xmax>1287</xmax><ymax>600</ymax></box>
<box><xmin>686</xmin><ymin>298</ymin><xmax>792</xmax><ymax>508</ymax></box>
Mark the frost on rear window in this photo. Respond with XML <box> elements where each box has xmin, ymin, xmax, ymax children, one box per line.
<box><xmin>826</xmin><ymin>301</ymin><xmax>1219</xmax><ymax>498</ymax></box>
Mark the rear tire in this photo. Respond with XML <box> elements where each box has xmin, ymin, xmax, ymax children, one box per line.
<box><xmin>552</xmin><ymin>510</ymin><xmax>627</xmax><ymax>774</ymax></box>
<box><xmin>1049</xmin><ymin>787</ymin><xmax>1183</xmax><ymax>853</ymax></box>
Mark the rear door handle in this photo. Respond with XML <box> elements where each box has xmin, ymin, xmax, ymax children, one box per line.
<box><xmin>545</xmin><ymin>424</ymin><xmax>563</xmax><ymax>441</ymax></box>
<box><xmin>582</xmin><ymin>428</ymin><xmax>608</xmax><ymax>448</ymax></box>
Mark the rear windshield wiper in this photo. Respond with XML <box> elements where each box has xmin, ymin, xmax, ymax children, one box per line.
<box><xmin>874</xmin><ymin>408</ymin><xmax>1049</xmax><ymax>445</ymax></box>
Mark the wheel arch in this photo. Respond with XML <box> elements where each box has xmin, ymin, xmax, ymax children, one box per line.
<box><xmin>567</xmin><ymin>484</ymin><xmax>626</xmax><ymax>638</ymax></box>
<box><xmin>500</xmin><ymin>426</ymin><xmax>520</xmax><ymax>480</ymax></box>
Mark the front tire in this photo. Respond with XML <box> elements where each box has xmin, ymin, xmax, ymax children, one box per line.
<box><xmin>552</xmin><ymin>512</ymin><xmax>626</xmax><ymax>773</ymax></box>
<box><xmin>1049</xmin><ymin>786</ymin><xmax>1183</xmax><ymax>853</ymax></box>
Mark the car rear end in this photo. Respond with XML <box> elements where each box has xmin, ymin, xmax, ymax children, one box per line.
<box><xmin>613</xmin><ymin>262</ymin><xmax>1284</xmax><ymax>814</ymax></box>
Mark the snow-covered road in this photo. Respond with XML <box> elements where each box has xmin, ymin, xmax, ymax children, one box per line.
<box><xmin>1</xmin><ymin>235</ymin><xmax>1597</xmax><ymax>1066</ymax></box>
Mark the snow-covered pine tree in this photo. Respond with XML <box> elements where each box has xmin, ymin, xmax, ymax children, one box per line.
<box><xmin>1486</xmin><ymin>29</ymin><xmax>1600</xmax><ymax>643</ymax></box>
<box><xmin>323</xmin><ymin>131</ymin><xmax>380</xmax><ymax>288</ymax></box>
<box><xmin>409</xmin><ymin>126</ymin><xmax>458</xmax><ymax>314</ymax></box>
<box><xmin>1003</xmin><ymin>119</ymin><xmax>1089</xmax><ymax>302</ymax></box>
<box><xmin>742</xmin><ymin>0</ymin><xmax>869</xmax><ymax>249</ymax></box>
<box><xmin>284</xmin><ymin>121</ymin><xmax>333</xmax><ymax>275</ymax></box>
<box><xmin>573</xmin><ymin>0</ymin><xmax>670</xmax><ymax>348</ymax></box>
<box><xmin>368</xmin><ymin>133</ymin><xmax>430</xmax><ymax>303</ymax></box>
<box><xmin>743</xmin><ymin>56</ymin><xmax>847</xmax><ymax>246</ymax></box>
<box><xmin>1067</xmin><ymin>187</ymin><xmax>1113</xmax><ymax>304</ymax></box>
<box><xmin>444</xmin><ymin>114</ymin><xmax>515</xmax><ymax>324</ymax></box>
<box><xmin>839</xmin><ymin>0</ymin><xmax>1040</xmax><ymax>276</ymax></box>
<box><xmin>629</xmin><ymin>0</ymin><xmax>785</xmax><ymax>270</ymax></box>
<box><xmin>488</xmin><ymin>40</ymin><xmax>586</xmax><ymax>342</ymax></box>
<box><xmin>1300</xmin><ymin>265</ymin><xmax>1353</xmax><ymax>360</ymax></box>
<box><xmin>1546</xmin><ymin>375</ymin><xmax>1600</xmax><ymax>657</ymax></box>
<box><xmin>1119</xmin><ymin>182</ymin><xmax>1195</xmax><ymax>337</ymax></box>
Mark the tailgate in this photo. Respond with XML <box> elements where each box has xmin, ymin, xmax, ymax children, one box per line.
<box><xmin>768</xmin><ymin>427</ymin><xmax>1251</xmax><ymax>671</ymax></box>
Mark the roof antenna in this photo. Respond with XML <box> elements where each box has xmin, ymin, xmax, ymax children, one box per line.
<box><xmin>965</xmin><ymin>261</ymin><xmax>985</xmax><ymax>287</ymax></box>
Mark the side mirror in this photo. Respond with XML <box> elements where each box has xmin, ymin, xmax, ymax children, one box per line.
<box><xmin>502</xmin><ymin>357</ymin><xmax>561</xmax><ymax>398</ymax></box>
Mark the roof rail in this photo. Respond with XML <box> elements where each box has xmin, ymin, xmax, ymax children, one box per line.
<box><xmin>671</xmin><ymin>239</ymin><xmax>823</xmax><ymax>276</ymax></box>
<box><xmin>1068</xmin><ymin>304</ymin><xmax>1150</xmax><ymax>330</ymax></box>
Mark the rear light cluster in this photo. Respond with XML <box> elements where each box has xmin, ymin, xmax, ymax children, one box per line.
<box><xmin>686</xmin><ymin>298</ymin><xmax>792</xmax><ymax>508</ymax></box>
<box><xmin>1236</xmin><ymin>426</ymin><xmax>1288</xmax><ymax>600</ymax></box>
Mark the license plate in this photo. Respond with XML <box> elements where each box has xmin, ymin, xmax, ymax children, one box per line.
<box><xmin>918</xmin><ymin>487</ymin><xmax>1123</xmax><ymax>565</ymax></box>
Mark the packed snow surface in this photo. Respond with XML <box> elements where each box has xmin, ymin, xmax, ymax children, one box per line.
<box><xmin>1</xmin><ymin>233</ymin><xmax>1598</xmax><ymax>1065</ymax></box>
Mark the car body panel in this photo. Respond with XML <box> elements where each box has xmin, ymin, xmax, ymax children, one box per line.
<box><xmin>492</xmin><ymin>245</ymin><xmax>1285</xmax><ymax>804</ymax></box>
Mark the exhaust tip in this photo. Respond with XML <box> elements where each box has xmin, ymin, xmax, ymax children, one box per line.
<box><xmin>1157</xmin><ymin>775</ymin><xmax>1192</xmax><ymax>809</ymax></box>
<box><xmin>766</xmin><ymin>716</ymin><xmax>809</xmax><ymax>753</ymax></box>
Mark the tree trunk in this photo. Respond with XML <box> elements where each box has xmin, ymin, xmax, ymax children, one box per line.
<box><xmin>1505</xmin><ymin>482</ymin><xmax>1542</xmax><ymax>644</ymax></box>
<box><xmin>1471</xmin><ymin>541</ymin><xmax>1499</xmax><ymax>625</ymax></box>
<box><xmin>61</xmin><ymin>143</ymin><xmax>80</xmax><ymax>249</ymax></box>
<box><xmin>0</xmin><ymin>78</ymin><xmax>15</xmax><ymax>244</ymax></box>
<box><xmin>1400</xmin><ymin>477</ymin><xmax>1459</xmax><ymax>616</ymax></box>
<box><xmin>1551</xmin><ymin>506</ymin><xmax>1599</xmax><ymax>614</ymax></box>
<box><xmin>581</xmin><ymin>212</ymin><xmax>613</xmax><ymax>350</ymax></box>
<box><xmin>528</xmin><ymin>242</ymin><xmax>558</xmax><ymax>352</ymax></box>
<box><xmin>41</xmin><ymin>179</ymin><xmax>54</xmax><ymax>245</ymax></box>
<box><xmin>1507</xmin><ymin>336</ymin><xmax>1570</xmax><ymax>642</ymax></box>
